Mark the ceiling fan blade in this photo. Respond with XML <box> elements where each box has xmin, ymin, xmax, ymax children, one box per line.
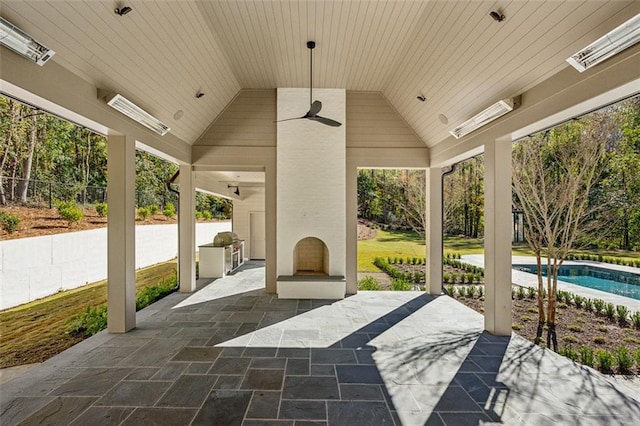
<box><xmin>310</xmin><ymin>115</ymin><xmax>342</xmax><ymax>127</ymax></box>
<box><xmin>309</xmin><ymin>100</ymin><xmax>322</xmax><ymax>116</ymax></box>
<box><xmin>274</xmin><ymin>116</ymin><xmax>305</xmax><ymax>123</ymax></box>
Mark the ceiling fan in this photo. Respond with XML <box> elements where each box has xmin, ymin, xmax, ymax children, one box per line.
<box><xmin>276</xmin><ymin>41</ymin><xmax>342</xmax><ymax>127</ymax></box>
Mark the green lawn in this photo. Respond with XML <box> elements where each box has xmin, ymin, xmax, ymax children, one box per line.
<box><xmin>358</xmin><ymin>229</ymin><xmax>640</xmax><ymax>273</ymax></box>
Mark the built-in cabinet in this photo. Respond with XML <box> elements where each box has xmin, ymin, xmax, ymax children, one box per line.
<box><xmin>199</xmin><ymin>241</ymin><xmax>245</xmax><ymax>278</ymax></box>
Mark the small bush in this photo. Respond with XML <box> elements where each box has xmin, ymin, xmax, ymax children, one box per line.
<box><xmin>527</xmin><ymin>307</ymin><xmax>538</xmax><ymax>314</ymax></box>
<box><xmin>583</xmin><ymin>298</ymin><xmax>594</xmax><ymax>312</ymax></box>
<box><xmin>631</xmin><ymin>312</ymin><xmax>640</xmax><ymax>329</ymax></box>
<box><xmin>593</xmin><ymin>336</ymin><xmax>607</xmax><ymax>344</ymax></box>
<box><xmin>477</xmin><ymin>285</ymin><xmax>484</xmax><ymax>298</ymax></box>
<box><xmin>596</xmin><ymin>350</ymin><xmax>614</xmax><ymax>373</ymax></box>
<box><xmin>137</xmin><ymin>207</ymin><xmax>151</xmax><ymax>221</ymax></box>
<box><xmin>516</xmin><ymin>286</ymin><xmax>526</xmax><ymax>300</ymax></box>
<box><xmin>512</xmin><ymin>324</ymin><xmax>522</xmax><ymax>331</ymax></box>
<box><xmin>358</xmin><ymin>276</ymin><xmax>381</xmax><ymax>291</ymax></box>
<box><xmin>195</xmin><ymin>211</ymin><xmax>203</xmax><ymax>220</ymax></box>
<box><xmin>616</xmin><ymin>305</ymin><xmax>629</xmax><ymax>325</ymax></box>
<box><xmin>58</xmin><ymin>204</ymin><xmax>84</xmax><ymax>225</ymax></box>
<box><xmin>202</xmin><ymin>210</ymin><xmax>213</xmax><ymax>220</ymax></box>
<box><xmin>457</xmin><ymin>286</ymin><xmax>466</xmax><ymax>298</ymax></box>
<box><xmin>559</xmin><ymin>346</ymin><xmax>579</xmax><ymax>362</ymax></box>
<box><xmin>149</xmin><ymin>204</ymin><xmax>159</xmax><ymax>215</ymax></box>
<box><xmin>445</xmin><ymin>284</ymin><xmax>455</xmax><ymax>297</ymax></box>
<box><xmin>67</xmin><ymin>305</ymin><xmax>108</xmax><ymax>337</ymax></box>
<box><xmin>520</xmin><ymin>315</ymin><xmax>533</xmax><ymax>322</ymax></box>
<box><xmin>465</xmin><ymin>286</ymin><xmax>476</xmax><ymax>298</ymax></box>
<box><xmin>0</xmin><ymin>210</ymin><xmax>20</xmax><ymax>234</ymax></box>
<box><xmin>597</xmin><ymin>325</ymin><xmax>609</xmax><ymax>333</ymax></box>
<box><xmin>593</xmin><ymin>299</ymin><xmax>605</xmax><ymax>314</ymax></box>
<box><xmin>573</xmin><ymin>295</ymin><xmax>584</xmax><ymax>308</ymax></box>
<box><xmin>567</xmin><ymin>324</ymin><xmax>582</xmax><ymax>333</ymax></box>
<box><xmin>634</xmin><ymin>349</ymin><xmax>640</xmax><ymax>368</ymax></box>
<box><xmin>95</xmin><ymin>202</ymin><xmax>108</xmax><ymax>217</ymax></box>
<box><xmin>579</xmin><ymin>346</ymin><xmax>595</xmax><ymax>368</ymax></box>
<box><xmin>604</xmin><ymin>303</ymin><xmax>616</xmax><ymax>321</ymax></box>
<box><xmin>135</xmin><ymin>276</ymin><xmax>177</xmax><ymax>310</ymax></box>
<box><xmin>526</xmin><ymin>287</ymin><xmax>536</xmax><ymax>299</ymax></box>
<box><xmin>615</xmin><ymin>347</ymin><xmax>634</xmax><ymax>373</ymax></box>
<box><xmin>163</xmin><ymin>202</ymin><xmax>176</xmax><ymax>218</ymax></box>
<box><xmin>563</xmin><ymin>335</ymin><xmax>579</xmax><ymax>344</ymax></box>
<box><xmin>392</xmin><ymin>278</ymin><xmax>412</xmax><ymax>291</ymax></box>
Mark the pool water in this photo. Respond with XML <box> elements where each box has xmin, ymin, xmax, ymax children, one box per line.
<box><xmin>514</xmin><ymin>264</ymin><xmax>640</xmax><ymax>300</ymax></box>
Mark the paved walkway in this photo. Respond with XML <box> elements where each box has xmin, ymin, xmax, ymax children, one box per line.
<box><xmin>462</xmin><ymin>255</ymin><xmax>640</xmax><ymax>312</ymax></box>
<box><xmin>2</xmin><ymin>261</ymin><xmax>640</xmax><ymax>425</ymax></box>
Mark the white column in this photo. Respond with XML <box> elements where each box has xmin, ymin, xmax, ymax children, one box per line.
<box><xmin>426</xmin><ymin>167</ymin><xmax>443</xmax><ymax>295</ymax></box>
<box><xmin>484</xmin><ymin>138</ymin><xmax>513</xmax><ymax>335</ymax></box>
<box><xmin>107</xmin><ymin>134</ymin><xmax>136</xmax><ymax>333</ymax></box>
<box><xmin>346</xmin><ymin>163</ymin><xmax>358</xmax><ymax>294</ymax></box>
<box><xmin>179</xmin><ymin>164</ymin><xmax>196</xmax><ymax>292</ymax></box>
<box><xmin>265</xmin><ymin>162</ymin><xmax>277</xmax><ymax>293</ymax></box>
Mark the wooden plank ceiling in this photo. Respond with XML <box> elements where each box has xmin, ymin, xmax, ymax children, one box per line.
<box><xmin>1</xmin><ymin>1</ymin><xmax>638</xmax><ymax>147</ymax></box>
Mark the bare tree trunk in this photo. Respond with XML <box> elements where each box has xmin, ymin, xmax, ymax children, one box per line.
<box><xmin>535</xmin><ymin>251</ymin><xmax>545</xmax><ymax>344</ymax></box>
<box><xmin>17</xmin><ymin>114</ymin><xmax>38</xmax><ymax>203</ymax></box>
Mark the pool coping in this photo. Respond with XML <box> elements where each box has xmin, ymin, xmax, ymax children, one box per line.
<box><xmin>461</xmin><ymin>255</ymin><xmax>640</xmax><ymax>313</ymax></box>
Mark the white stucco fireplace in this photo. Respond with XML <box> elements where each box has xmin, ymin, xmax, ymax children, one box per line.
<box><xmin>276</xmin><ymin>88</ymin><xmax>347</xmax><ymax>299</ymax></box>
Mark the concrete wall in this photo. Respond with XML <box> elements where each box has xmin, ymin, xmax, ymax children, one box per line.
<box><xmin>0</xmin><ymin>221</ymin><xmax>230</xmax><ymax>310</ymax></box>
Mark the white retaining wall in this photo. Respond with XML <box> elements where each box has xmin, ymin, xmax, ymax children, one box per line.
<box><xmin>0</xmin><ymin>221</ymin><xmax>230</xmax><ymax>310</ymax></box>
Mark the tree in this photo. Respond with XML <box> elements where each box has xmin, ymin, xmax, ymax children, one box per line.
<box><xmin>513</xmin><ymin>117</ymin><xmax>609</xmax><ymax>350</ymax></box>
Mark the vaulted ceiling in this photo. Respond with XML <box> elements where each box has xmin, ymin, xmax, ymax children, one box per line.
<box><xmin>1</xmin><ymin>0</ymin><xmax>639</xmax><ymax>148</ymax></box>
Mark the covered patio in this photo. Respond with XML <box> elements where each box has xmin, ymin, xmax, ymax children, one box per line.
<box><xmin>3</xmin><ymin>264</ymin><xmax>640</xmax><ymax>424</ymax></box>
<box><xmin>1</xmin><ymin>1</ymin><xmax>640</xmax><ymax>424</ymax></box>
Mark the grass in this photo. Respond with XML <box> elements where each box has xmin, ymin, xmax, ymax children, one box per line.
<box><xmin>0</xmin><ymin>260</ymin><xmax>178</xmax><ymax>368</ymax></box>
<box><xmin>358</xmin><ymin>229</ymin><xmax>425</xmax><ymax>272</ymax></box>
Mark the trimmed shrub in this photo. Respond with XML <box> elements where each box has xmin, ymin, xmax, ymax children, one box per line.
<box><xmin>391</xmin><ymin>278</ymin><xmax>413</xmax><ymax>291</ymax></box>
<box><xmin>616</xmin><ymin>305</ymin><xmax>629</xmax><ymax>325</ymax></box>
<box><xmin>593</xmin><ymin>299</ymin><xmax>605</xmax><ymax>315</ymax></box>
<box><xmin>137</xmin><ymin>207</ymin><xmax>151</xmax><ymax>221</ymax></box>
<box><xmin>578</xmin><ymin>346</ymin><xmax>595</xmax><ymax>368</ymax></box>
<box><xmin>358</xmin><ymin>276</ymin><xmax>381</xmax><ymax>291</ymax></box>
<box><xmin>465</xmin><ymin>286</ymin><xmax>476</xmax><ymax>298</ymax></box>
<box><xmin>202</xmin><ymin>210</ymin><xmax>213</xmax><ymax>220</ymax></box>
<box><xmin>583</xmin><ymin>298</ymin><xmax>594</xmax><ymax>312</ymax></box>
<box><xmin>615</xmin><ymin>347</ymin><xmax>634</xmax><ymax>373</ymax></box>
<box><xmin>445</xmin><ymin>285</ymin><xmax>455</xmax><ymax>297</ymax></box>
<box><xmin>526</xmin><ymin>287</ymin><xmax>536</xmax><ymax>299</ymax></box>
<box><xmin>163</xmin><ymin>202</ymin><xmax>176</xmax><ymax>218</ymax></box>
<box><xmin>631</xmin><ymin>312</ymin><xmax>640</xmax><ymax>329</ymax></box>
<box><xmin>604</xmin><ymin>303</ymin><xmax>616</xmax><ymax>321</ymax></box>
<box><xmin>0</xmin><ymin>210</ymin><xmax>20</xmax><ymax>234</ymax></box>
<box><xmin>596</xmin><ymin>350</ymin><xmax>613</xmax><ymax>373</ymax></box>
<box><xmin>195</xmin><ymin>211</ymin><xmax>203</xmax><ymax>220</ymax></box>
<box><xmin>149</xmin><ymin>204</ymin><xmax>159</xmax><ymax>215</ymax></box>
<box><xmin>58</xmin><ymin>203</ymin><xmax>84</xmax><ymax>225</ymax></box>
<box><xmin>95</xmin><ymin>202</ymin><xmax>108</xmax><ymax>217</ymax></box>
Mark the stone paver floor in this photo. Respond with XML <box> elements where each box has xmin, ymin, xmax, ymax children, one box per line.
<box><xmin>2</xmin><ymin>261</ymin><xmax>640</xmax><ymax>425</ymax></box>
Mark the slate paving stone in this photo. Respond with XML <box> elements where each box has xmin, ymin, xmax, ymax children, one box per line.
<box><xmin>213</xmin><ymin>375</ymin><xmax>243</xmax><ymax>390</ymax></box>
<box><xmin>311</xmin><ymin>349</ymin><xmax>357</xmax><ymax>364</ymax></box>
<box><xmin>286</xmin><ymin>358</ymin><xmax>310</xmax><ymax>375</ymax></box>
<box><xmin>251</xmin><ymin>357</ymin><xmax>287</xmax><ymax>369</ymax></box>
<box><xmin>191</xmin><ymin>390</ymin><xmax>252</xmax><ymax>426</ymax></box>
<box><xmin>69</xmin><ymin>406</ymin><xmax>135</xmax><ymax>425</ymax></box>
<box><xmin>0</xmin><ymin>397</ymin><xmax>55</xmax><ymax>425</ymax></box>
<box><xmin>279</xmin><ymin>400</ymin><xmax>326</xmax><ymax>420</ymax></box>
<box><xmin>432</xmin><ymin>386</ymin><xmax>484</xmax><ymax>412</ymax></box>
<box><xmin>241</xmin><ymin>369</ymin><xmax>285</xmax><ymax>390</ymax></box>
<box><xmin>327</xmin><ymin>401</ymin><xmax>393</xmax><ymax>424</ymax></box>
<box><xmin>340</xmin><ymin>384</ymin><xmax>384</xmax><ymax>401</ymax></box>
<box><xmin>220</xmin><ymin>347</ymin><xmax>246</xmax><ymax>356</ymax></box>
<box><xmin>339</xmin><ymin>333</ymin><xmax>371</xmax><ymax>349</ymax></box>
<box><xmin>49</xmin><ymin>367</ymin><xmax>132</xmax><ymax>396</ymax></box>
<box><xmin>210</xmin><ymin>357</ymin><xmax>252</xmax><ymax>375</ymax></box>
<box><xmin>277</xmin><ymin>348</ymin><xmax>310</xmax><ymax>358</ymax></box>
<box><xmin>171</xmin><ymin>346</ymin><xmax>223</xmax><ymax>362</ymax></box>
<box><xmin>438</xmin><ymin>412</ymin><xmax>496</xmax><ymax>425</ymax></box>
<box><xmin>124</xmin><ymin>367</ymin><xmax>159</xmax><ymax>380</ymax></box>
<box><xmin>186</xmin><ymin>362</ymin><xmax>213</xmax><ymax>374</ymax></box>
<box><xmin>282</xmin><ymin>376</ymin><xmax>340</xmax><ymax>400</ymax></box>
<box><xmin>246</xmin><ymin>391</ymin><xmax>281</xmax><ymax>419</ymax></box>
<box><xmin>244</xmin><ymin>347</ymin><xmax>278</xmax><ymax>357</ymax></box>
<box><xmin>243</xmin><ymin>421</ymin><xmax>294</xmax><ymax>426</ymax></box>
<box><xmin>95</xmin><ymin>381</ymin><xmax>172</xmax><ymax>406</ymax></box>
<box><xmin>310</xmin><ymin>365</ymin><xmax>335</xmax><ymax>376</ymax></box>
<box><xmin>19</xmin><ymin>396</ymin><xmax>96</xmax><ymax>425</ymax></box>
<box><xmin>336</xmin><ymin>365</ymin><xmax>383</xmax><ymax>384</ymax></box>
<box><xmin>120</xmin><ymin>407</ymin><xmax>197</xmax><ymax>425</ymax></box>
<box><xmin>157</xmin><ymin>375</ymin><xmax>218</xmax><ymax>407</ymax></box>
<box><xmin>150</xmin><ymin>362</ymin><xmax>188</xmax><ymax>380</ymax></box>
<box><xmin>453</xmin><ymin>373</ymin><xmax>491</xmax><ymax>404</ymax></box>
<box><xmin>354</xmin><ymin>348</ymin><xmax>375</xmax><ymax>365</ymax></box>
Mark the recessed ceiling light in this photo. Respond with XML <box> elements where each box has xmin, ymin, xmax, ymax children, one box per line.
<box><xmin>173</xmin><ymin>110</ymin><xmax>184</xmax><ymax>120</ymax></box>
<box><xmin>438</xmin><ymin>114</ymin><xmax>449</xmax><ymax>125</ymax></box>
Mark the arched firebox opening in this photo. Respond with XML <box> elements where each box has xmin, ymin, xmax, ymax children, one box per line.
<box><xmin>293</xmin><ymin>237</ymin><xmax>329</xmax><ymax>276</ymax></box>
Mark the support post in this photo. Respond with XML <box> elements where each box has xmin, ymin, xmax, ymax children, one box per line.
<box><xmin>484</xmin><ymin>138</ymin><xmax>513</xmax><ymax>335</ymax></box>
<box><xmin>265</xmin><ymin>162</ymin><xmax>277</xmax><ymax>293</ymax></box>
<box><xmin>179</xmin><ymin>164</ymin><xmax>196</xmax><ymax>292</ymax></box>
<box><xmin>426</xmin><ymin>167</ymin><xmax>443</xmax><ymax>295</ymax></box>
<box><xmin>107</xmin><ymin>134</ymin><xmax>136</xmax><ymax>333</ymax></box>
<box><xmin>345</xmin><ymin>163</ymin><xmax>358</xmax><ymax>295</ymax></box>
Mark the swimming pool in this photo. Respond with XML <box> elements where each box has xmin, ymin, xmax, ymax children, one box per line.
<box><xmin>514</xmin><ymin>264</ymin><xmax>640</xmax><ymax>300</ymax></box>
